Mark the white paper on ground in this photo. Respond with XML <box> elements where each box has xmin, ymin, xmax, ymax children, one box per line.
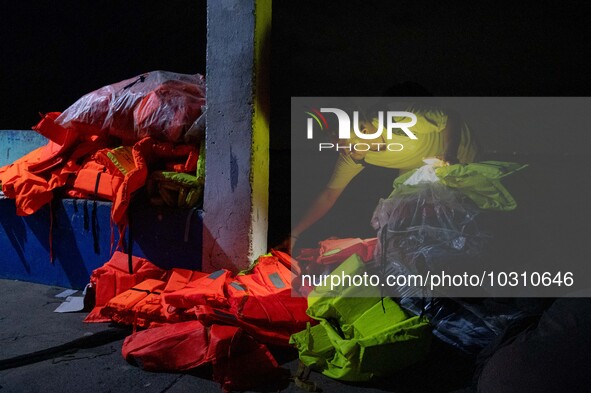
<box><xmin>54</xmin><ymin>296</ymin><xmax>85</xmax><ymax>313</ymax></box>
<box><xmin>55</xmin><ymin>289</ymin><xmax>78</xmax><ymax>298</ymax></box>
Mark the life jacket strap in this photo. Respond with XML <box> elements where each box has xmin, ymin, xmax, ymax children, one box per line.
<box><xmin>94</xmin><ymin>171</ymin><xmax>103</xmax><ymax>196</ymax></box>
<box><xmin>129</xmin><ymin>288</ymin><xmax>151</xmax><ymax>295</ymax></box>
<box><xmin>292</xmin><ymin>361</ymin><xmax>319</xmax><ymax>392</ymax></box>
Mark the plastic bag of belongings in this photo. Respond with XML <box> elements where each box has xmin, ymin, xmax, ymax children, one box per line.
<box><xmin>371</xmin><ymin>158</ymin><xmax>530</xmax><ymax>354</ymax></box>
<box><xmin>55</xmin><ymin>70</ymin><xmax>205</xmax><ymax>143</ymax></box>
<box><xmin>290</xmin><ymin>254</ymin><xmax>432</xmax><ymax>381</ymax></box>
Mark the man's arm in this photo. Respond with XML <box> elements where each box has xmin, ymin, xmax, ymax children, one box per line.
<box><xmin>275</xmin><ymin>153</ymin><xmax>363</xmax><ymax>254</ymax></box>
<box><xmin>291</xmin><ymin>186</ymin><xmax>344</xmax><ymax>239</ymax></box>
<box><xmin>276</xmin><ymin>186</ymin><xmax>344</xmax><ymax>254</ymax></box>
<box><xmin>274</xmin><ymin>187</ymin><xmax>344</xmax><ymax>254</ymax></box>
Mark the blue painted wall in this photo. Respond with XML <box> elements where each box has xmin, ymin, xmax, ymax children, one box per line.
<box><xmin>0</xmin><ymin>130</ymin><xmax>47</xmax><ymax>167</ymax></box>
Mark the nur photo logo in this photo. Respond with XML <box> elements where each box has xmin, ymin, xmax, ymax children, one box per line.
<box><xmin>305</xmin><ymin>107</ymin><xmax>418</xmax><ymax>152</ymax></box>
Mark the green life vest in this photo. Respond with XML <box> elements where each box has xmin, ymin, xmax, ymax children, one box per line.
<box><xmin>147</xmin><ymin>143</ymin><xmax>206</xmax><ymax>208</ymax></box>
<box><xmin>290</xmin><ymin>254</ymin><xmax>431</xmax><ymax>381</ymax></box>
<box><xmin>393</xmin><ymin>161</ymin><xmax>527</xmax><ymax>211</ymax></box>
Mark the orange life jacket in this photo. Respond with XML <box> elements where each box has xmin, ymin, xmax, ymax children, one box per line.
<box><xmin>271</xmin><ymin>248</ymin><xmax>302</xmax><ymax>275</ymax></box>
<box><xmin>298</xmin><ymin>237</ymin><xmax>378</xmax><ymax>265</ymax></box>
<box><xmin>109</xmin><ymin>137</ymin><xmax>197</xmax><ymax>225</ymax></box>
<box><xmin>0</xmin><ymin>150</ymin><xmax>55</xmax><ymax>216</ymax></box>
<box><xmin>70</xmin><ymin>144</ymin><xmax>136</xmax><ymax>201</ymax></box>
<box><xmin>64</xmin><ymin>137</ymin><xmax>197</xmax><ymax>252</ymax></box>
<box><xmin>100</xmin><ymin>278</ymin><xmax>166</xmax><ymax>325</ymax></box>
<box><xmin>132</xmin><ymin>292</ymin><xmax>167</xmax><ymax>328</ymax></box>
<box><xmin>0</xmin><ymin>113</ymin><xmax>111</xmax><ymax>216</ymax></box>
<box><xmin>159</xmin><ymin>268</ymin><xmax>207</xmax><ymax>322</ymax></box>
<box><xmin>161</xmin><ymin>255</ymin><xmax>311</xmax><ymax>345</ymax></box>
<box><xmin>163</xmin><ymin>269</ymin><xmax>231</xmax><ymax>310</ymax></box>
<box><xmin>162</xmin><ymin>268</ymin><xmax>207</xmax><ymax>292</ymax></box>
<box><xmin>318</xmin><ymin>237</ymin><xmax>377</xmax><ymax>264</ymax></box>
<box><xmin>89</xmin><ymin>252</ymin><xmax>312</xmax><ymax>335</ymax></box>
<box><xmin>0</xmin><ymin>113</ymin><xmax>72</xmax><ymax>215</ymax></box>
<box><xmin>28</xmin><ymin>112</ymin><xmax>79</xmax><ymax>174</ymax></box>
<box><xmin>101</xmin><ymin>270</ymin><xmax>212</xmax><ymax>328</ymax></box>
<box><xmin>96</xmin><ymin>254</ymin><xmax>311</xmax><ymax>345</ymax></box>
<box><xmin>85</xmin><ymin>251</ymin><xmax>167</xmax><ymax>323</ymax></box>
<box><xmin>227</xmin><ymin>255</ymin><xmax>310</xmax><ymax>330</ymax></box>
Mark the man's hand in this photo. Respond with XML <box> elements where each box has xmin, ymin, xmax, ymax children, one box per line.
<box><xmin>274</xmin><ymin>235</ymin><xmax>298</xmax><ymax>255</ymax></box>
<box><xmin>342</xmin><ymin>148</ymin><xmax>368</xmax><ymax>162</ymax></box>
<box><xmin>443</xmin><ymin>153</ymin><xmax>460</xmax><ymax>165</ymax></box>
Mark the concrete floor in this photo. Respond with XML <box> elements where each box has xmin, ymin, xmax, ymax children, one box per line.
<box><xmin>0</xmin><ymin>279</ymin><xmax>475</xmax><ymax>393</ymax></box>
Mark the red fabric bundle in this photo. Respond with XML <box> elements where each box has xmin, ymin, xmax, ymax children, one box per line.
<box><xmin>121</xmin><ymin>321</ymin><xmax>281</xmax><ymax>392</ymax></box>
<box><xmin>122</xmin><ymin>321</ymin><xmax>233</xmax><ymax>371</ymax></box>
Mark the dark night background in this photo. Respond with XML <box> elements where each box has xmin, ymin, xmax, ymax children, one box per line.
<box><xmin>3</xmin><ymin>1</ymin><xmax>591</xmax><ymax>141</ymax></box>
<box><xmin>0</xmin><ymin>0</ymin><xmax>206</xmax><ymax>129</ymax></box>
<box><xmin>1</xmin><ymin>0</ymin><xmax>590</xmax><ymax>251</ymax></box>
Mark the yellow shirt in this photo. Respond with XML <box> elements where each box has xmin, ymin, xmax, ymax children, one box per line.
<box><xmin>326</xmin><ymin>108</ymin><xmax>477</xmax><ymax>189</ymax></box>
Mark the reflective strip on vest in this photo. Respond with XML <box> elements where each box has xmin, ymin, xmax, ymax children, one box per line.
<box><xmin>208</xmin><ymin>270</ymin><xmax>225</xmax><ymax>280</ymax></box>
<box><xmin>230</xmin><ymin>282</ymin><xmax>246</xmax><ymax>292</ymax></box>
<box><xmin>268</xmin><ymin>273</ymin><xmax>286</xmax><ymax>289</ymax></box>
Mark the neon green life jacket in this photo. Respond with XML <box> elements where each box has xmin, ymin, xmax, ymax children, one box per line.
<box><xmin>147</xmin><ymin>143</ymin><xmax>205</xmax><ymax>208</ymax></box>
<box><xmin>393</xmin><ymin>161</ymin><xmax>527</xmax><ymax>211</ymax></box>
<box><xmin>290</xmin><ymin>254</ymin><xmax>431</xmax><ymax>381</ymax></box>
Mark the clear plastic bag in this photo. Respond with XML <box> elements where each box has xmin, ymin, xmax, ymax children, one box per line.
<box><xmin>371</xmin><ymin>163</ymin><xmax>525</xmax><ymax>354</ymax></box>
<box><xmin>399</xmin><ymin>297</ymin><xmax>527</xmax><ymax>355</ymax></box>
<box><xmin>56</xmin><ymin>71</ymin><xmax>205</xmax><ymax>143</ymax></box>
<box><xmin>371</xmin><ymin>181</ymin><xmax>487</xmax><ymax>295</ymax></box>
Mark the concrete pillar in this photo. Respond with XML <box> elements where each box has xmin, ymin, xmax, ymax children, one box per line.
<box><xmin>202</xmin><ymin>0</ymin><xmax>271</xmax><ymax>272</ymax></box>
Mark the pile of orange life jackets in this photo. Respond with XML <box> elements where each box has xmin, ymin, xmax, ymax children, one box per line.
<box><xmin>85</xmin><ymin>250</ymin><xmax>310</xmax><ymax>392</ymax></box>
